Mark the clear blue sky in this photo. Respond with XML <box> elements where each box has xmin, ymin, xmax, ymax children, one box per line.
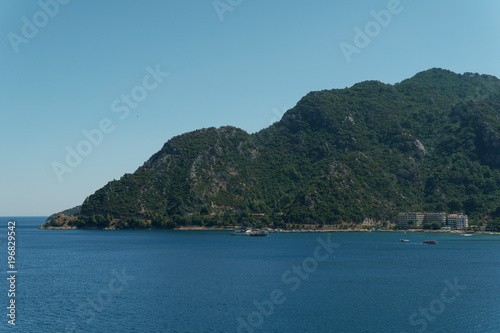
<box><xmin>1</xmin><ymin>0</ymin><xmax>499</xmax><ymax>216</ymax></box>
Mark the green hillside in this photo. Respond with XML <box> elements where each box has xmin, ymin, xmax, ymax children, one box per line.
<box><xmin>43</xmin><ymin>68</ymin><xmax>500</xmax><ymax>229</ymax></box>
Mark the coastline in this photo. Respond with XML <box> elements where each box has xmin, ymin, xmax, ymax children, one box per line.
<box><xmin>37</xmin><ymin>224</ymin><xmax>500</xmax><ymax>235</ymax></box>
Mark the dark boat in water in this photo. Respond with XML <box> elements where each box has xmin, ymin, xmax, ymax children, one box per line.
<box><xmin>422</xmin><ymin>240</ymin><xmax>438</xmax><ymax>244</ymax></box>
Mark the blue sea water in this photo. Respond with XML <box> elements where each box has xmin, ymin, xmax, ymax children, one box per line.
<box><xmin>1</xmin><ymin>217</ymin><xmax>499</xmax><ymax>333</ymax></box>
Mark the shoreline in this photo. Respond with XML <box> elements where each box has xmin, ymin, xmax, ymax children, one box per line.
<box><xmin>38</xmin><ymin>224</ymin><xmax>500</xmax><ymax>235</ymax></box>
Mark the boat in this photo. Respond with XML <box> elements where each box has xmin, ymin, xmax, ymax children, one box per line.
<box><xmin>248</xmin><ymin>229</ymin><xmax>269</xmax><ymax>237</ymax></box>
<box><xmin>400</xmin><ymin>239</ymin><xmax>410</xmax><ymax>242</ymax></box>
<box><xmin>230</xmin><ymin>228</ymin><xmax>252</xmax><ymax>236</ymax></box>
<box><xmin>461</xmin><ymin>233</ymin><xmax>473</xmax><ymax>237</ymax></box>
<box><xmin>422</xmin><ymin>240</ymin><xmax>438</xmax><ymax>244</ymax></box>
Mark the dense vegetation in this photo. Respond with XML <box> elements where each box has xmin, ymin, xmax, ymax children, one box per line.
<box><xmin>44</xmin><ymin>68</ymin><xmax>500</xmax><ymax>229</ymax></box>
<box><xmin>486</xmin><ymin>206</ymin><xmax>500</xmax><ymax>232</ymax></box>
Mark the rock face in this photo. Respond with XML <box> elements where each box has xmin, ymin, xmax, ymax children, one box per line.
<box><xmin>414</xmin><ymin>140</ymin><xmax>426</xmax><ymax>156</ymax></box>
<box><xmin>46</xmin><ymin>68</ymin><xmax>500</xmax><ymax>227</ymax></box>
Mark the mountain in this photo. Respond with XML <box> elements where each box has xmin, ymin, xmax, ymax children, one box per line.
<box><xmin>42</xmin><ymin>68</ymin><xmax>500</xmax><ymax>230</ymax></box>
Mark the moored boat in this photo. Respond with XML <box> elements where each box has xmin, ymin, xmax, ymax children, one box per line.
<box><xmin>422</xmin><ymin>240</ymin><xmax>438</xmax><ymax>244</ymax></box>
<box><xmin>230</xmin><ymin>228</ymin><xmax>252</xmax><ymax>236</ymax></box>
<box><xmin>248</xmin><ymin>229</ymin><xmax>269</xmax><ymax>237</ymax></box>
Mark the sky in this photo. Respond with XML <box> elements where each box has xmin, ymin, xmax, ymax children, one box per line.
<box><xmin>1</xmin><ymin>0</ymin><xmax>500</xmax><ymax>216</ymax></box>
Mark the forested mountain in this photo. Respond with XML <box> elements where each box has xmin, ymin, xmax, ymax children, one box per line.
<box><xmin>43</xmin><ymin>68</ymin><xmax>500</xmax><ymax>229</ymax></box>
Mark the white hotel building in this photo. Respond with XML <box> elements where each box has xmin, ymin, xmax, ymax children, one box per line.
<box><xmin>397</xmin><ymin>212</ymin><xmax>468</xmax><ymax>229</ymax></box>
<box><xmin>446</xmin><ymin>214</ymin><xmax>469</xmax><ymax>229</ymax></box>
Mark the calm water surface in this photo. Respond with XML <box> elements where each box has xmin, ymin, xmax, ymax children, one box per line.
<box><xmin>1</xmin><ymin>217</ymin><xmax>499</xmax><ymax>332</ymax></box>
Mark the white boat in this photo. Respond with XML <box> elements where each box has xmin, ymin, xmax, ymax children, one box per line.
<box><xmin>230</xmin><ymin>228</ymin><xmax>252</xmax><ymax>236</ymax></box>
<box><xmin>248</xmin><ymin>229</ymin><xmax>269</xmax><ymax>237</ymax></box>
<box><xmin>461</xmin><ymin>233</ymin><xmax>473</xmax><ymax>237</ymax></box>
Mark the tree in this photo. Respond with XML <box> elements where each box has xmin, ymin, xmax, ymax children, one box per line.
<box><xmin>486</xmin><ymin>218</ymin><xmax>500</xmax><ymax>232</ymax></box>
<box><xmin>126</xmin><ymin>217</ymin><xmax>148</xmax><ymax>229</ymax></box>
<box><xmin>165</xmin><ymin>220</ymin><xmax>177</xmax><ymax>229</ymax></box>
<box><xmin>423</xmin><ymin>222</ymin><xmax>442</xmax><ymax>230</ymax></box>
<box><xmin>464</xmin><ymin>197</ymin><xmax>482</xmax><ymax>214</ymax></box>
<box><xmin>152</xmin><ymin>214</ymin><xmax>167</xmax><ymax>228</ymax></box>
<box><xmin>223</xmin><ymin>211</ymin><xmax>233</xmax><ymax>226</ymax></box>
<box><xmin>172</xmin><ymin>214</ymin><xmax>185</xmax><ymax>226</ymax></box>
<box><xmin>94</xmin><ymin>214</ymin><xmax>110</xmax><ymax>228</ymax></box>
<box><xmin>447</xmin><ymin>199</ymin><xmax>462</xmax><ymax>212</ymax></box>
<box><xmin>200</xmin><ymin>204</ymin><xmax>212</xmax><ymax>215</ymax></box>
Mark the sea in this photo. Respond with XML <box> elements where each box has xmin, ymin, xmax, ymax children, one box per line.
<box><xmin>1</xmin><ymin>216</ymin><xmax>499</xmax><ymax>333</ymax></box>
